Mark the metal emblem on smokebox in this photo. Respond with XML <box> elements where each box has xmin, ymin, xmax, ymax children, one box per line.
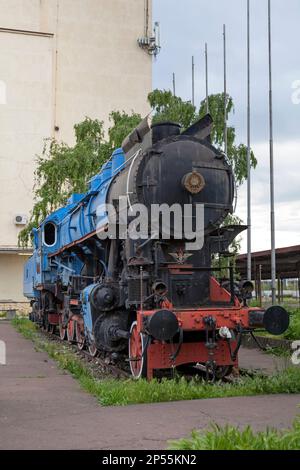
<box><xmin>182</xmin><ymin>170</ymin><xmax>206</xmax><ymax>194</ymax></box>
<box><xmin>169</xmin><ymin>248</ymin><xmax>193</xmax><ymax>265</ymax></box>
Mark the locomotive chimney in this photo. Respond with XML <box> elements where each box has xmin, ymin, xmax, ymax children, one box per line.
<box><xmin>151</xmin><ymin>122</ymin><xmax>181</xmax><ymax>144</ymax></box>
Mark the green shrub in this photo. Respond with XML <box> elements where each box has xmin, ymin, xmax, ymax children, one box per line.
<box><xmin>284</xmin><ymin>308</ymin><xmax>300</xmax><ymax>341</ymax></box>
<box><xmin>169</xmin><ymin>419</ymin><xmax>300</xmax><ymax>450</ymax></box>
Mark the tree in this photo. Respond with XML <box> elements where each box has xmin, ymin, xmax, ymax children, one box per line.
<box><xmin>108</xmin><ymin>111</ymin><xmax>142</xmax><ymax>149</ymax></box>
<box><xmin>199</xmin><ymin>93</ymin><xmax>257</xmax><ymax>186</ymax></box>
<box><xmin>148</xmin><ymin>89</ymin><xmax>196</xmax><ymax>129</ymax></box>
<box><xmin>18</xmin><ymin>112</ymin><xmax>141</xmax><ymax>247</ymax></box>
<box><xmin>149</xmin><ymin>89</ymin><xmax>257</xmax><ymax>187</ymax></box>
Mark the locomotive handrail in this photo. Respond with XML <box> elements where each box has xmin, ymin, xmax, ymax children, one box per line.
<box><xmin>159</xmin><ymin>264</ymin><xmax>231</xmax><ymax>271</ymax></box>
<box><xmin>126</xmin><ymin>148</ymin><xmax>142</xmax><ymax>210</ymax></box>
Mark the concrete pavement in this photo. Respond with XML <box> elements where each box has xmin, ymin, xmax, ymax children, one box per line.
<box><xmin>0</xmin><ymin>322</ymin><xmax>299</xmax><ymax>450</ymax></box>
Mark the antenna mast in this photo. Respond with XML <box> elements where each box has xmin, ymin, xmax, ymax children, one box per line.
<box><xmin>247</xmin><ymin>0</ymin><xmax>252</xmax><ymax>282</ymax></box>
<box><xmin>223</xmin><ymin>25</ymin><xmax>228</xmax><ymax>155</ymax></box>
<box><xmin>192</xmin><ymin>56</ymin><xmax>195</xmax><ymax>106</ymax></box>
<box><xmin>172</xmin><ymin>72</ymin><xmax>176</xmax><ymax>96</ymax></box>
<box><xmin>205</xmin><ymin>43</ymin><xmax>209</xmax><ymax>114</ymax></box>
<box><xmin>268</xmin><ymin>0</ymin><xmax>276</xmax><ymax>304</ymax></box>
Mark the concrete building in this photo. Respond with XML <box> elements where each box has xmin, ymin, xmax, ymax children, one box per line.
<box><xmin>0</xmin><ymin>0</ymin><xmax>153</xmax><ymax>307</ymax></box>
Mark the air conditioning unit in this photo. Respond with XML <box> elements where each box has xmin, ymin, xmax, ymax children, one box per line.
<box><xmin>14</xmin><ymin>214</ymin><xmax>28</xmax><ymax>226</ymax></box>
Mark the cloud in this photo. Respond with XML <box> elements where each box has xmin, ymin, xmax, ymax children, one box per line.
<box><xmin>236</xmin><ymin>140</ymin><xmax>300</xmax><ymax>252</ymax></box>
<box><xmin>237</xmin><ymin>198</ymin><xmax>300</xmax><ymax>253</ymax></box>
<box><xmin>153</xmin><ymin>0</ymin><xmax>300</xmax><ymax>143</ymax></box>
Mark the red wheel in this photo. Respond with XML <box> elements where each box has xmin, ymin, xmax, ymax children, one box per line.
<box><xmin>67</xmin><ymin>319</ymin><xmax>75</xmax><ymax>342</ymax></box>
<box><xmin>88</xmin><ymin>341</ymin><xmax>98</xmax><ymax>357</ymax></box>
<box><xmin>129</xmin><ymin>321</ymin><xmax>148</xmax><ymax>379</ymax></box>
<box><xmin>75</xmin><ymin>321</ymin><xmax>85</xmax><ymax>351</ymax></box>
<box><xmin>59</xmin><ymin>316</ymin><xmax>67</xmax><ymax>340</ymax></box>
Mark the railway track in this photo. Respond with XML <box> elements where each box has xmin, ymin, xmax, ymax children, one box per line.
<box><xmin>40</xmin><ymin>327</ymin><xmax>131</xmax><ymax>380</ymax></box>
<box><xmin>36</xmin><ymin>325</ymin><xmax>265</xmax><ymax>383</ymax></box>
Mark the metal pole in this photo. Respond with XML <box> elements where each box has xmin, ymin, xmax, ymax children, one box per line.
<box><xmin>172</xmin><ymin>72</ymin><xmax>176</xmax><ymax>96</ymax></box>
<box><xmin>259</xmin><ymin>264</ymin><xmax>262</xmax><ymax>307</ymax></box>
<box><xmin>140</xmin><ymin>267</ymin><xmax>143</xmax><ymax>314</ymax></box>
<box><xmin>205</xmin><ymin>43</ymin><xmax>209</xmax><ymax>114</ymax></box>
<box><xmin>247</xmin><ymin>0</ymin><xmax>252</xmax><ymax>282</ymax></box>
<box><xmin>223</xmin><ymin>24</ymin><xmax>228</xmax><ymax>154</ymax></box>
<box><xmin>192</xmin><ymin>55</ymin><xmax>195</xmax><ymax>106</ymax></box>
<box><xmin>255</xmin><ymin>264</ymin><xmax>258</xmax><ymax>300</ymax></box>
<box><xmin>268</xmin><ymin>0</ymin><xmax>276</xmax><ymax>304</ymax></box>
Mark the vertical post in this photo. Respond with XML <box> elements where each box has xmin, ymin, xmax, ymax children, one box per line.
<box><xmin>247</xmin><ymin>0</ymin><xmax>252</xmax><ymax>282</ymax></box>
<box><xmin>268</xmin><ymin>0</ymin><xmax>276</xmax><ymax>305</ymax></box>
<box><xmin>192</xmin><ymin>55</ymin><xmax>195</xmax><ymax>106</ymax></box>
<box><xmin>255</xmin><ymin>264</ymin><xmax>258</xmax><ymax>301</ymax></box>
<box><xmin>258</xmin><ymin>264</ymin><xmax>262</xmax><ymax>307</ymax></box>
<box><xmin>205</xmin><ymin>43</ymin><xmax>209</xmax><ymax>114</ymax></box>
<box><xmin>223</xmin><ymin>24</ymin><xmax>228</xmax><ymax>155</ymax></box>
<box><xmin>277</xmin><ymin>276</ymin><xmax>281</xmax><ymax>303</ymax></box>
<box><xmin>172</xmin><ymin>72</ymin><xmax>176</xmax><ymax>96</ymax></box>
<box><xmin>230</xmin><ymin>262</ymin><xmax>235</xmax><ymax>304</ymax></box>
<box><xmin>140</xmin><ymin>267</ymin><xmax>143</xmax><ymax>314</ymax></box>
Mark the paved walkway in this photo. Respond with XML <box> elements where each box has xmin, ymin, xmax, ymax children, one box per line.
<box><xmin>0</xmin><ymin>322</ymin><xmax>299</xmax><ymax>450</ymax></box>
<box><xmin>238</xmin><ymin>346</ymin><xmax>291</xmax><ymax>375</ymax></box>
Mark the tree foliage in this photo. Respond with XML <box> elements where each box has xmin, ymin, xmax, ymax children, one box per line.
<box><xmin>18</xmin><ymin>112</ymin><xmax>141</xmax><ymax>247</ymax></box>
<box><xmin>19</xmin><ymin>89</ymin><xmax>257</xmax><ymax>247</ymax></box>
<box><xmin>148</xmin><ymin>89</ymin><xmax>196</xmax><ymax>129</ymax></box>
<box><xmin>108</xmin><ymin>111</ymin><xmax>142</xmax><ymax>149</ymax></box>
<box><xmin>149</xmin><ymin>89</ymin><xmax>257</xmax><ymax>187</ymax></box>
<box><xmin>199</xmin><ymin>94</ymin><xmax>257</xmax><ymax>186</ymax></box>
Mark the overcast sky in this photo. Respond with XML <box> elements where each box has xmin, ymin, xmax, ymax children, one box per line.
<box><xmin>153</xmin><ymin>0</ymin><xmax>300</xmax><ymax>253</ymax></box>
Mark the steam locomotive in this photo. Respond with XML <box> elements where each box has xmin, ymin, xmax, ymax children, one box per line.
<box><xmin>23</xmin><ymin>114</ymin><xmax>289</xmax><ymax>379</ymax></box>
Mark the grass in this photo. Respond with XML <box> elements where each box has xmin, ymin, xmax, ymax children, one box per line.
<box><xmin>264</xmin><ymin>345</ymin><xmax>291</xmax><ymax>358</ymax></box>
<box><xmin>169</xmin><ymin>419</ymin><xmax>300</xmax><ymax>450</ymax></box>
<box><xmin>284</xmin><ymin>308</ymin><xmax>300</xmax><ymax>341</ymax></box>
<box><xmin>12</xmin><ymin>318</ymin><xmax>300</xmax><ymax>407</ymax></box>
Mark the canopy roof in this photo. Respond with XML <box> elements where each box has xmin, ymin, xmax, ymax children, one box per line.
<box><xmin>236</xmin><ymin>245</ymin><xmax>300</xmax><ymax>280</ymax></box>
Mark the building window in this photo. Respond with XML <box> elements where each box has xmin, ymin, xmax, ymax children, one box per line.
<box><xmin>43</xmin><ymin>223</ymin><xmax>57</xmax><ymax>247</ymax></box>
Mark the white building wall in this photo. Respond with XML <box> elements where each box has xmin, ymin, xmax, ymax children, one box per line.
<box><xmin>0</xmin><ymin>30</ymin><xmax>54</xmax><ymax>247</ymax></box>
<box><xmin>0</xmin><ymin>0</ymin><xmax>152</xmax><ymax>303</ymax></box>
